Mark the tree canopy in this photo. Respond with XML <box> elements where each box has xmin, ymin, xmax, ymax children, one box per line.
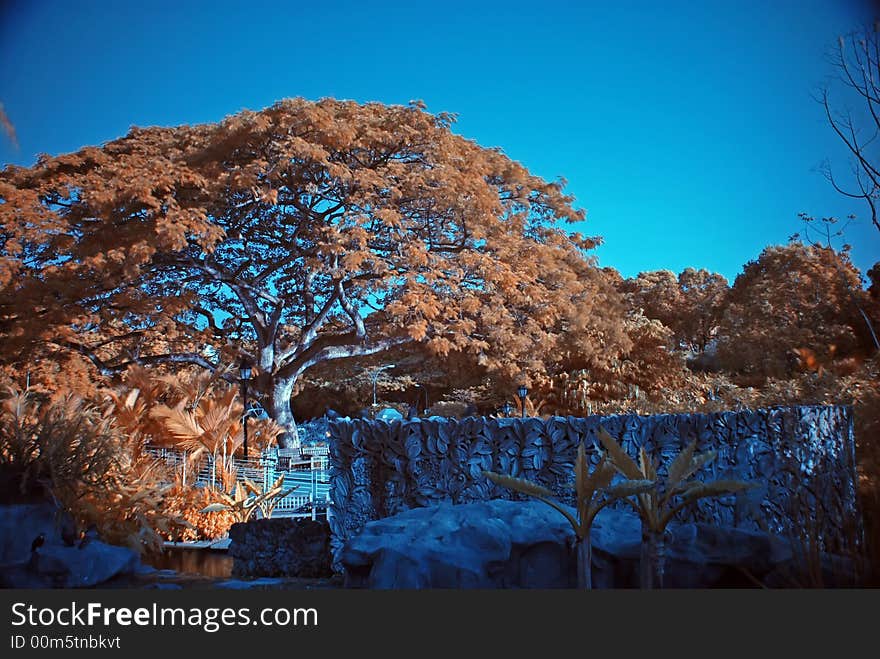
<box><xmin>618</xmin><ymin>267</ymin><xmax>729</xmax><ymax>352</ymax></box>
<box><xmin>0</xmin><ymin>97</ymin><xmax>620</xmax><ymax>444</ymax></box>
<box><xmin>715</xmin><ymin>243</ymin><xmax>870</xmax><ymax>378</ymax></box>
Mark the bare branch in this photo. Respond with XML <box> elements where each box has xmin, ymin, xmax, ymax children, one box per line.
<box><xmin>821</xmin><ymin>25</ymin><xmax>880</xmax><ymax>236</ymax></box>
<box><xmin>52</xmin><ymin>338</ymin><xmax>226</xmax><ymax>379</ymax></box>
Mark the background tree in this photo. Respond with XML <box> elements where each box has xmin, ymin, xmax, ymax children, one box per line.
<box><xmin>0</xmin><ymin>98</ymin><xmax>614</xmax><ymax>446</ymax></box>
<box><xmin>715</xmin><ymin>243</ymin><xmax>870</xmax><ymax>378</ymax></box>
<box><xmin>792</xmin><ymin>213</ymin><xmax>880</xmax><ymax>351</ymax></box>
<box><xmin>869</xmin><ymin>262</ymin><xmax>880</xmax><ymax>299</ymax></box>
<box><xmin>676</xmin><ymin>268</ymin><xmax>729</xmax><ymax>353</ymax></box>
<box><xmin>618</xmin><ymin>268</ymin><xmax>729</xmax><ymax>353</ymax></box>
<box><xmin>868</xmin><ymin>262</ymin><xmax>880</xmax><ymax>329</ymax></box>
<box><xmin>619</xmin><ymin>270</ymin><xmax>681</xmax><ymax>336</ymax></box>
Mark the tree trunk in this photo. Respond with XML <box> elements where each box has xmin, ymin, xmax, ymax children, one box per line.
<box><xmin>640</xmin><ymin>527</ymin><xmax>668</xmax><ymax>589</ymax></box>
<box><xmin>269</xmin><ymin>376</ymin><xmax>300</xmax><ymax>450</ymax></box>
<box><xmin>576</xmin><ymin>536</ymin><xmax>592</xmax><ymax>589</ymax></box>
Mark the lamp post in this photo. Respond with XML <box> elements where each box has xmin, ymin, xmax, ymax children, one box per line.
<box><xmin>413</xmin><ymin>384</ymin><xmax>422</xmax><ymax>416</ymax></box>
<box><xmin>517</xmin><ymin>384</ymin><xmax>528</xmax><ymax>418</ymax></box>
<box><xmin>369</xmin><ymin>364</ymin><xmax>396</xmax><ymax>408</ymax></box>
<box><xmin>240</xmin><ymin>359</ymin><xmax>253</xmax><ymax>460</ymax></box>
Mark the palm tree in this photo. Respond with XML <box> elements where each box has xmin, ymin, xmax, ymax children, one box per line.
<box><xmin>484</xmin><ymin>441</ymin><xmax>653</xmax><ymax>589</ymax></box>
<box><xmin>596</xmin><ymin>426</ymin><xmax>755</xmax><ymax>588</ymax></box>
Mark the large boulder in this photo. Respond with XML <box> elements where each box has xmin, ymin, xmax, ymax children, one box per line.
<box><xmin>229</xmin><ymin>518</ymin><xmax>333</xmax><ymax>578</ymax></box>
<box><xmin>339</xmin><ymin>499</ymin><xmax>824</xmax><ymax>588</ymax></box>
<box><xmin>0</xmin><ymin>503</ymin><xmax>140</xmax><ymax>588</ymax></box>
<box><xmin>28</xmin><ymin>542</ymin><xmax>140</xmax><ymax>588</ymax></box>
<box><xmin>588</xmin><ymin>507</ymin><xmax>794</xmax><ymax>588</ymax></box>
<box><xmin>340</xmin><ymin>500</ymin><xmax>575</xmax><ymax>588</ymax></box>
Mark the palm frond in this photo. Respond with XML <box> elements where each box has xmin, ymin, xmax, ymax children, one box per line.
<box><xmin>639</xmin><ymin>447</ymin><xmax>656</xmax><ymax>481</ymax></box>
<box><xmin>596</xmin><ymin>426</ymin><xmax>642</xmax><ymax>480</ymax></box>
<box><xmin>666</xmin><ymin>441</ymin><xmax>697</xmax><ymax>485</ymax></box>
<box><xmin>483</xmin><ymin>470</ymin><xmax>553</xmax><ymax>498</ymax></box>
<box><xmin>574</xmin><ymin>441</ymin><xmax>588</xmax><ymax>498</ymax></box>
<box><xmin>151</xmin><ymin>404</ymin><xmax>203</xmax><ymax>439</ymax></box>
<box><xmin>603</xmin><ymin>480</ymin><xmax>656</xmax><ymax>498</ymax></box>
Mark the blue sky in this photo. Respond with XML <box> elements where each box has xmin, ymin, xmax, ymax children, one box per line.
<box><xmin>1</xmin><ymin>0</ymin><xmax>877</xmax><ymax>282</ymax></box>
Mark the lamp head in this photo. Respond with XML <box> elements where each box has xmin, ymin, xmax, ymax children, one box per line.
<box><xmin>240</xmin><ymin>359</ymin><xmax>253</xmax><ymax>381</ymax></box>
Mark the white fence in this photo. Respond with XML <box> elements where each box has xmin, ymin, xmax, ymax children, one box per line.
<box><xmin>145</xmin><ymin>445</ymin><xmax>331</xmax><ymax>519</ymax></box>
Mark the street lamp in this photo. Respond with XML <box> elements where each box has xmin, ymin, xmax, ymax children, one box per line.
<box><xmin>413</xmin><ymin>383</ymin><xmax>422</xmax><ymax>416</ymax></box>
<box><xmin>517</xmin><ymin>384</ymin><xmax>528</xmax><ymax>418</ymax></box>
<box><xmin>369</xmin><ymin>364</ymin><xmax>396</xmax><ymax>408</ymax></box>
<box><xmin>240</xmin><ymin>359</ymin><xmax>253</xmax><ymax>459</ymax></box>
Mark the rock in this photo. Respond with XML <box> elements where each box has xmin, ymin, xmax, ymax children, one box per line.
<box><xmin>0</xmin><ymin>503</ymin><xmax>141</xmax><ymax>588</ymax></box>
<box><xmin>0</xmin><ymin>541</ymin><xmax>140</xmax><ymax>589</ymax></box>
<box><xmin>340</xmin><ymin>499</ymin><xmax>575</xmax><ymax>589</ymax></box>
<box><xmin>38</xmin><ymin>542</ymin><xmax>140</xmax><ymax>588</ymax></box>
<box><xmin>340</xmin><ymin>499</ymin><xmax>823</xmax><ymax>589</ymax></box>
<box><xmin>0</xmin><ymin>503</ymin><xmax>71</xmax><ymax>564</ymax></box>
<box><xmin>228</xmin><ymin>518</ymin><xmax>332</xmax><ymax>578</ymax></box>
<box><xmin>589</xmin><ymin>508</ymin><xmax>794</xmax><ymax>588</ymax></box>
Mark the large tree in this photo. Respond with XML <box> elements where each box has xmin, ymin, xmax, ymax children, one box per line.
<box><xmin>0</xmin><ymin>98</ymin><xmax>613</xmax><ymax>446</ymax></box>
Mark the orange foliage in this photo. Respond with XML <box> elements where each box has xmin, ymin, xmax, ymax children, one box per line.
<box><xmin>103</xmin><ymin>365</ymin><xmax>281</xmax><ymax>457</ymax></box>
<box><xmin>0</xmin><ymin>383</ymin><xmax>190</xmax><ymax>553</ymax></box>
<box><xmin>0</xmin><ymin>97</ymin><xmax>614</xmax><ymax>442</ymax></box>
<box><xmin>162</xmin><ymin>478</ymin><xmax>236</xmax><ymax>542</ymax></box>
<box><xmin>618</xmin><ymin>267</ymin><xmax>729</xmax><ymax>352</ymax></box>
<box><xmin>716</xmin><ymin>244</ymin><xmax>871</xmax><ymax>378</ymax></box>
<box><xmin>0</xmin><ymin>365</ymin><xmax>287</xmax><ymax>547</ymax></box>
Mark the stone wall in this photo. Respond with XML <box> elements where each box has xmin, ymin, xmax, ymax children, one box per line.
<box><xmin>228</xmin><ymin>518</ymin><xmax>332</xmax><ymax>578</ymax></box>
<box><xmin>327</xmin><ymin>406</ymin><xmax>859</xmax><ymax>571</ymax></box>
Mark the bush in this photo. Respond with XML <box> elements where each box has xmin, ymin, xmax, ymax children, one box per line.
<box><xmin>0</xmin><ymin>384</ymin><xmax>188</xmax><ymax>554</ymax></box>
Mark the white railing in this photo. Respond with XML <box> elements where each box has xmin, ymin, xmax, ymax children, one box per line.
<box><xmin>145</xmin><ymin>446</ymin><xmax>331</xmax><ymax>519</ymax></box>
<box><xmin>278</xmin><ymin>444</ymin><xmax>330</xmax><ymax>471</ymax></box>
<box><xmin>270</xmin><ymin>490</ymin><xmax>332</xmax><ymax>520</ymax></box>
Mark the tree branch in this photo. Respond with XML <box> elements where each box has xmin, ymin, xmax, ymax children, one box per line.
<box><xmin>281</xmin><ymin>334</ymin><xmax>413</xmax><ymax>381</ymax></box>
<box><xmin>52</xmin><ymin>338</ymin><xmax>226</xmax><ymax>379</ymax></box>
<box><xmin>337</xmin><ymin>281</ymin><xmax>366</xmax><ymax>339</ymax></box>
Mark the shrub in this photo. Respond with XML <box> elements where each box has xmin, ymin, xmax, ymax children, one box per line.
<box><xmin>0</xmin><ymin>384</ymin><xmax>188</xmax><ymax>554</ymax></box>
